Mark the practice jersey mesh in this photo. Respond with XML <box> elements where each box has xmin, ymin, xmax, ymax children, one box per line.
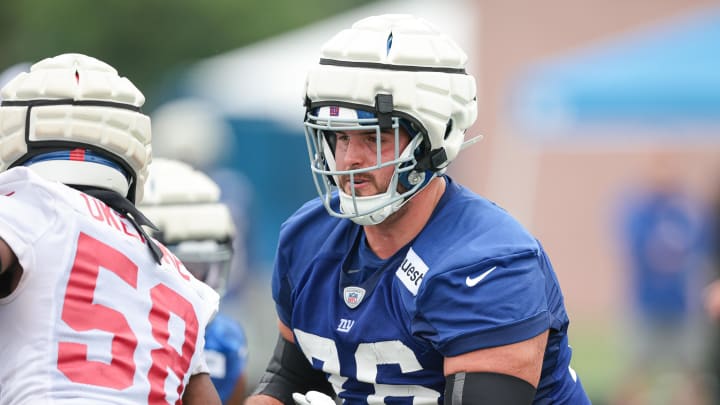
<box><xmin>0</xmin><ymin>167</ymin><xmax>218</xmax><ymax>405</ymax></box>
<box><xmin>273</xmin><ymin>176</ymin><xmax>590</xmax><ymax>404</ymax></box>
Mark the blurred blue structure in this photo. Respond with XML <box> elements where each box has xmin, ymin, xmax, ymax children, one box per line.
<box><xmin>151</xmin><ymin>99</ymin><xmax>315</xmax><ymax>271</ymax></box>
<box><xmin>221</xmin><ymin>118</ymin><xmax>316</xmax><ymax>266</ymax></box>
<box><xmin>510</xmin><ymin>6</ymin><xmax>720</xmax><ymax>138</ymax></box>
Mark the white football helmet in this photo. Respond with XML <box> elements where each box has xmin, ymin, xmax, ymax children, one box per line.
<box><xmin>140</xmin><ymin>158</ymin><xmax>235</xmax><ymax>296</ymax></box>
<box><xmin>304</xmin><ymin>14</ymin><xmax>478</xmax><ymax>225</ymax></box>
<box><xmin>0</xmin><ymin>53</ymin><xmax>151</xmax><ymax>202</ymax></box>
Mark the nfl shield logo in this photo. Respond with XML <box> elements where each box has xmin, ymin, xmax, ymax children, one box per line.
<box><xmin>329</xmin><ymin>105</ymin><xmax>340</xmax><ymax>116</ymax></box>
<box><xmin>343</xmin><ymin>286</ymin><xmax>366</xmax><ymax>309</ymax></box>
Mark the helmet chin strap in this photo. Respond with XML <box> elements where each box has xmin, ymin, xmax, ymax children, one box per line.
<box><xmin>339</xmin><ymin>189</ymin><xmax>402</xmax><ymax>226</ymax></box>
<box><xmin>340</xmin><ymin>169</ymin><xmax>438</xmax><ymax>226</ymax></box>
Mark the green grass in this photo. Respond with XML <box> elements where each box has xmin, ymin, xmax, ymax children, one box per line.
<box><xmin>567</xmin><ymin>318</ymin><xmax>627</xmax><ymax>405</ymax></box>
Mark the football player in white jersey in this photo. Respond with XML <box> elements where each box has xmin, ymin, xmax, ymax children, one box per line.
<box><xmin>0</xmin><ymin>53</ymin><xmax>221</xmax><ymax>404</ymax></box>
<box><xmin>139</xmin><ymin>158</ymin><xmax>249</xmax><ymax>405</ymax></box>
<box><xmin>246</xmin><ymin>14</ymin><xmax>591</xmax><ymax>405</ymax></box>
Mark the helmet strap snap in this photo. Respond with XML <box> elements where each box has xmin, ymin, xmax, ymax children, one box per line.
<box><xmin>416</xmin><ymin>147</ymin><xmax>447</xmax><ymax>172</ymax></box>
<box><xmin>374</xmin><ymin>94</ymin><xmax>394</xmax><ymax>129</ymax></box>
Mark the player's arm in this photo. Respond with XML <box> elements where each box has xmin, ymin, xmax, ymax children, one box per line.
<box><xmin>443</xmin><ymin>329</ymin><xmax>548</xmax><ymax>404</ymax></box>
<box><xmin>182</xmin><ymin>372</ymin><xmax>222</xmax><ymax>405</ymax></box>
<box><xmin>225</xmin><ymin>373</ymin><xmax>247</xmax><ymax>405</ymax></box>
<box><xmin>0</xmin><ymin>237</ymin><xmax>22</xmax><ymax>297</ymax></box>
<box><xmin>245</xmin><ymin>321</ymin><xmax>335</xmax><ymax>405</ymax></box>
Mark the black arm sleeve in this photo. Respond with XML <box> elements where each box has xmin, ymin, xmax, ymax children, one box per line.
<box><xmin>444</xmin><ymin>372</ymin><xmax>536</xmax><ymax>405</ymax></box>
<box><xmin>251</xmin><ymin>334</ymin><xmax>335</xmax><ymax>403</ymax></box>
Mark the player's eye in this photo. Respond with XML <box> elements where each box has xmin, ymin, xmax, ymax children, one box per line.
<box><xmin>336</xmin><ymin>132</ymin><xmax>350</xmax><ymax>143</ymax></box>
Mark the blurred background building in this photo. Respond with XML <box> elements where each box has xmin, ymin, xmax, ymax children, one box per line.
<box><xmin>464</xmin><ymin>2</ymin><xmax>720</xmax><ymax>403</ymax></box>
<box><xmin>3</xmin><ymin>0</ymin><xmax>720</xmax><ymax>403</ymax></box>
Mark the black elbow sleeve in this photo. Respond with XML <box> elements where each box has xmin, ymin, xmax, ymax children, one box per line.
<box><xmin>251</xmin><ymin>334</ymin><xmax>335</xmax><ymax>403</ymax></box>
<box><xmin>444</xmin><ymin>372</ymin><xmax>536</xmax><ymax>405</ymax></box>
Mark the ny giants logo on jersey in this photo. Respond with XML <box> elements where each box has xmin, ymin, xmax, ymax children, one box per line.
<box><xmin>337</xmin><ymin>318</ymin><xmax>355</xmax><ymax>333</ymax></box>
<box><xmin>395</xmin><ymin>247</ymin><xmax>428</xmax><ymax>295</ymax></box>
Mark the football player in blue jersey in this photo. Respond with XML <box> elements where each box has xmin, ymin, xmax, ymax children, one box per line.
<box><xmin>246</xmin><ymin>14</ymin><xmax>591</xmax><ymax>405</ymax></box>
<box><xmin>140</xmin><ymin>158</ymin><xmax>249</xmax><ymax>405</ymax></box>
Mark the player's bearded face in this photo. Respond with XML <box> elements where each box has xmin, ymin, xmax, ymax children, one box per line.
<box><xmin>335</xmin><ymin>128</ymin><xmax>410</xmax><ymax>197</ymax></box>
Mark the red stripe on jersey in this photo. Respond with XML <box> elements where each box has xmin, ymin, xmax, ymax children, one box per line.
<box><xmin>69</xmin><ymin>148</ymin><xmax>85</xmax><ymax>161</ymax></box>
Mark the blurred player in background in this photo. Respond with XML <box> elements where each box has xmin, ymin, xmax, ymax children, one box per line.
<box><xmin>151</xmin><ymin>97</ymin><xmax>271</xmax><ymax>393</ymax></box>
<box><xmin>0</xmin><ymin>53</ymin><xmax>221</xmax><ymax>404</ymax></box>
<box><xmin>151</xmin><ymin>97</ymin><xmax>253</xmax><ymax>291</ymax></box>
<box><xmin>140</xmin><ymin>158</ymin><xmax>249</xmax><ymax>404</ymax></box>
<box><xmin>613</xmin><ymin>154</ymin><xmax>712</xmax><ymax>405</ymax></box>
<box><xmin>246</xmin><ymin>14</ymin><xmax>590</xmax><ymax>405</ymax></box>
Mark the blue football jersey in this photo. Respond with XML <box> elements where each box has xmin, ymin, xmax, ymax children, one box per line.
<box><xmin>204</xmin><ymin>313</ymin><xmax>248</xmax><ymax>402</ymax></box>
<box><xmin>273</xmin><ymin>177</ymin><xmax>589</xmax><ymax>404</ymax></box>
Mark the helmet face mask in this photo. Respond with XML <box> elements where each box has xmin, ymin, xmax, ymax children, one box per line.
<box><xmin>170</xmin><ymin>239</ymin><xmax>233</xmax><ymax>298</ymax></box>
<box><xmin>303</xmin><ymin>14</ymin><xmax>478</xmax><ymax>224</ymax></box>
<box><xmin>305</xmin><ymin>104</ymin><xmax>432</xmax><ymax>225</ymax></box>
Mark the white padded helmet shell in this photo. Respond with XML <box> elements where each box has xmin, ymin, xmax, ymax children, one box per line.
<box><xmin>0</xmin><ymin>53</ymin><xmax>151</xmax><ymax>202</ymax></box>
<box><xmin>304</xmin><ymin>14</ymin><xmax>477</xmax><ymax>169</ymax></box>
<box><xmin>139</xmin><ymin>158</ymin><xmax>235</xmax><ymax>245</ymax></box>
<box><xmin>139</xmin><ymin>158</ymin><xmax>235</xmax><ymax>296</ymax></box>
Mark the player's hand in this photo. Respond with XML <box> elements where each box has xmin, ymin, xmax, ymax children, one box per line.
<box><xmin>292</xmin><ymin>390</ymin><xmax>336</xmax><ymax>405</ymax></box>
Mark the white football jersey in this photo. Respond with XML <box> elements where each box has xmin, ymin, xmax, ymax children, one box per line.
<box><xmin>0</xmin><ymin>167</ymin><xmax>219</xmax><ymax>405</ymax></box>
